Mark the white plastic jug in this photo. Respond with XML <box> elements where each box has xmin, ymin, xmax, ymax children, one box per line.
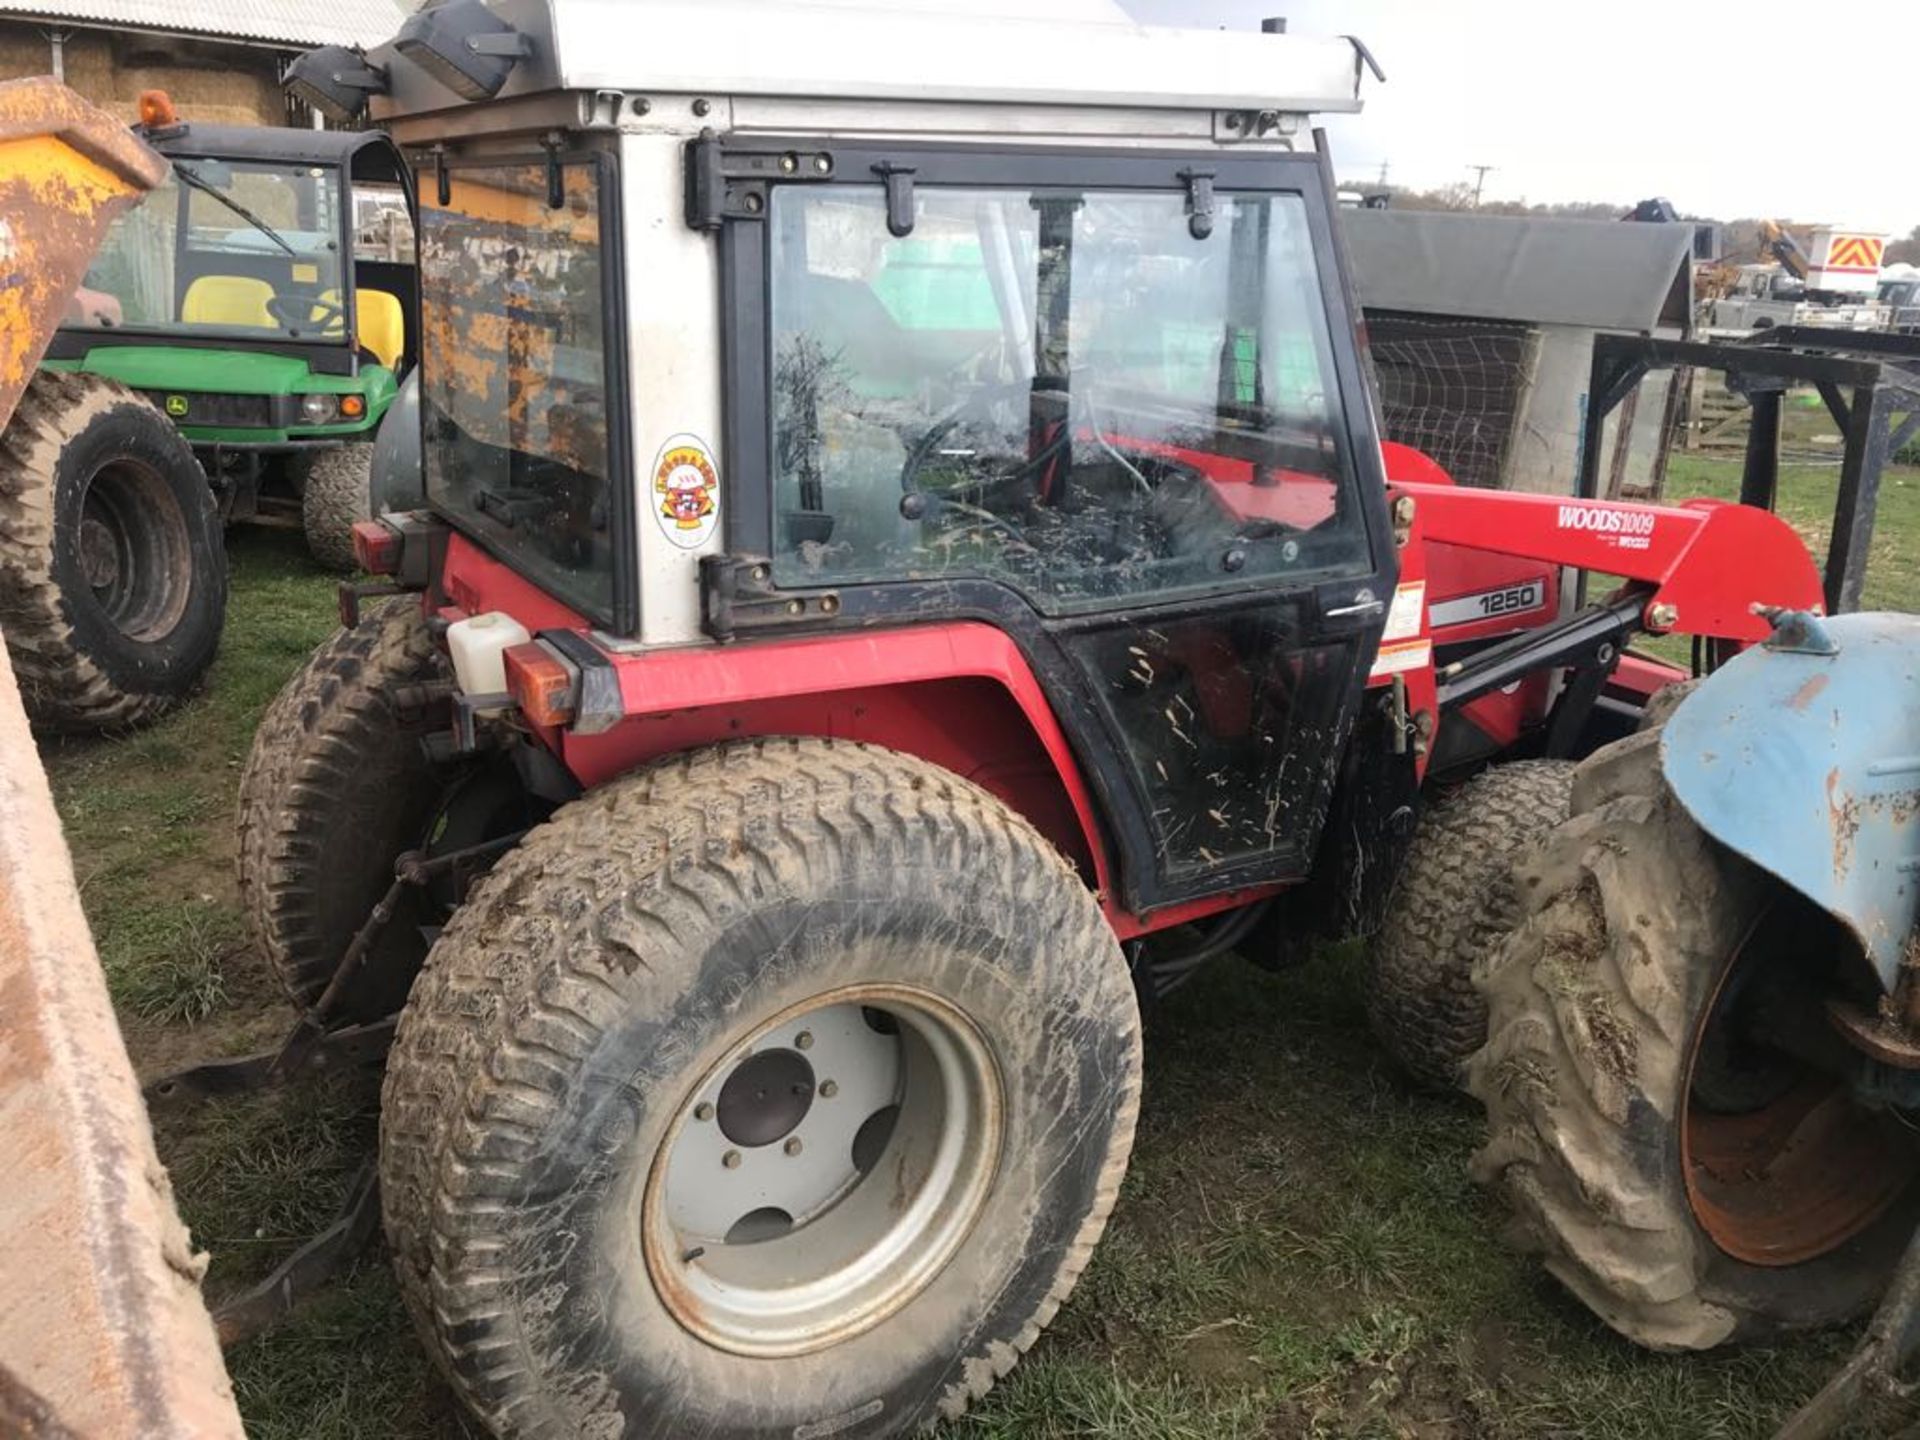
<box><xmin>446</xmin><ymin>611</ymin><xmax>532</xmax><ymax>705</ymax></box>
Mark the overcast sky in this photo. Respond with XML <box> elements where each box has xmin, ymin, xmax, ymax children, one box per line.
<box><xmin>1116</xmin><ymin>0</ymin><xmax>1913</xmax><ymax>236</ymax></box>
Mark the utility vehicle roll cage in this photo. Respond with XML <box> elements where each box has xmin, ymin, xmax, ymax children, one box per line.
<box><xmin>43</xmin><ymin>123</ymin><xmax>418</xmax><ymax>379</ymax></box>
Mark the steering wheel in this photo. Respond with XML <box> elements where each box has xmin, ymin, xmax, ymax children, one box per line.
<box><xmin>267</xmin><ymin>291</ymin><xmax>345</xmax><ymax>335</ymax></box>
<box><xmin>898</xmin><ymin>380</ymin><xmax>1066</xmax><ymax>499</ymax></box>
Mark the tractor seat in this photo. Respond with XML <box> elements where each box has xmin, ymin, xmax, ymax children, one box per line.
<box><xmin>182</xmin><ymin>275</ymin><xmax>276</xmax><ymax>329</ymax></box>
<box><xmin>310</xmin><ymin>288</ymin><xmax>405</xmax><ymax>369</ymax></box>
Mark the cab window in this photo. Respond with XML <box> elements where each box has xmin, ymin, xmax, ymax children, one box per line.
<box><xmin>767</xmin><ymin>184</ymin><xmax>1365</xmax><ymax>613</ymax></box>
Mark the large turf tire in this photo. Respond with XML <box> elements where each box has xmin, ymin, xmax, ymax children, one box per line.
<box><xmin>380</xmin><ymin>738</ymin><xmax>1142</xmax><ymax>1440</ymax></box>
<box><xmin>1467</xmin><ymin>730</ymin><xmax>1908</xmax><ymax>1351</ymax></box>
<box><xmin>300</xmin><ymin>442</ymin><xmax>372</xmax><ymax>571</ymax></box>
<box><xmin>1367</xmin><ymin>759</ymin><xmax>1574</xmax><ymax>1091</ymax></box>
<box><xmin>0</xmin><ymin>371</ymin><xmax>225</xmax><ymax>732</ymax></box>
<box><xmin>237</xmin><ymin>597</ymin><xmax>450</xmax><ymax>1017</ymax></box>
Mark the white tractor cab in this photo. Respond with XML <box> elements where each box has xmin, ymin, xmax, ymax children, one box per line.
<box><xmin>340</xmin><ymin>0</ymin><xmax>1384</xmax><ymax>649</ymax></box>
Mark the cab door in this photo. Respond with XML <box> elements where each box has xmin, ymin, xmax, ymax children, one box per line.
<box><xmin>713</xmin><ymin>141</ymin><xmax>1396</xmax><ymax>912</ymax></box>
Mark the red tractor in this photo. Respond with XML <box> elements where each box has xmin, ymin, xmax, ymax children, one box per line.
<box><xmin>229</xmin><ymin>3</ymin><xmax>1897</xmax><ymax>1436</ymax></box>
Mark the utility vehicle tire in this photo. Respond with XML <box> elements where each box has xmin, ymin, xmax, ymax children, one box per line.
<box><xmin>1366</xmin><ymin>759</ymin><xmax>1574</xmax><ymax>1091</ymax></box>
<box><xmin>381</xmin><ymin>738</ymin><xmax>1142</xmax><ymax>1440</ymax></box>
<box><xmin>237</xmin><ymin>597</ymin><xmax>450</xmax><ymax>1017</ymax></box>
<box><xmin>300</xmin><ymin>442</ymin><xmax>372</xmax><ymax>571</ymax></box>
<box><xmin>0</xmin><ymin>371</ymin><xmax>225</xmax><ymax>732</ymax></box>
<box><xmin>1467</xmin><ymin>729</ymin><xmax>1917</xmax><ymax>1351</ymax></box>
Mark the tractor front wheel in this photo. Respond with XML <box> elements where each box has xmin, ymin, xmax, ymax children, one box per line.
<box><xmin>0</xmin><ymin>371</ymin><xmax>226</xmax><ymax>732</ymax></box>
<box><xmin>1367</xmin><ymin>759</ymin><xmax>1574</xmax><ymax>1090</ymax></box>
<box><xmin>1468</xmin><ymin>729</ymin><xmax>1919</xmax><ymax>1350</ymax></box>
<box><xmin>380</xmin><ymin>739</ymin><xmax>1141</xmax><ymax>1439</ymax></box>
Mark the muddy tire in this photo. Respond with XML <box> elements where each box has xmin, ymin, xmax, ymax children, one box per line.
<box><xmin>381</xmin><ymin>738</ymin><xmax>1142</xmax><ymax>1440</ymax></box>
<box><xmin>1467</xmin><ymin>729</ymin><xmax>1915</xmax><ymax>1350</ymax></box>
<box><xmin>237</xmin><ymin>597</ymin><xmax>450</xmax><ymax>1017</ymax></box>
<box><xmin>1636</xmin><ymin>677</ymin><xmax>1699</xmax><ymax>733</ymax></box>
<box><xmin>1367</xmin><ymin>760</ymin><xmax>1574</xmax><ymax>1091</ymax></box>
<box><xmin>300</xmin><ymin>442</ymin><xmax>372</xmax><ymax>571</ymax></box>
<box><xmin>0</xmin><ymin>371</ymin><xmax>225</xmax><ymax>732</ymax></box>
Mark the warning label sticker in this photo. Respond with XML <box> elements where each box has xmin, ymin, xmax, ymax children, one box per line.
<box><xmin>1382</xmin><ymin>581</ymin><xmax>1426</xmax><ymax>642</ymax></box>
<box><xmin>1368</xmin><ymin>638</ymin><xmax>1432</xmax><ymax>680</ymax></box>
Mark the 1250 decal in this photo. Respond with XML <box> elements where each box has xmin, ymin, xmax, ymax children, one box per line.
<box><xmin>1429</xmin><ymin>580</ymin><xmax>1547</xmax><ymax>629</ymax></box>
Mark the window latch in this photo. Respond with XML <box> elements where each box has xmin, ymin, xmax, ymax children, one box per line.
<box><xmin>872</xmin><ymin>162</ymin><xmax>917</xmax><ymax>238</ymax></box>
<box><xmin>1177</xmin><ymin>167</ymin><xmax>1217</xmax><ymax>240</ymax></box>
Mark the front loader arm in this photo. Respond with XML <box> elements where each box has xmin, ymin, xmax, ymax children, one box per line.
<box><xmin>1394</xmin><ymin>481</ymin><xmax>1827</xmax><ymax>643</ymax></box>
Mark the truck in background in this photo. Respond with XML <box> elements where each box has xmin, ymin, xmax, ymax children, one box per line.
<box><xmin>1705</xmin><ymin>223</ymin><xmax>1889</xmax><ymax>333</ymax></box>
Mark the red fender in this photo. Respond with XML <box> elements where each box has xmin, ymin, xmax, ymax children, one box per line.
<box><xmin>438</xmin><ymin>534</ymin><xmax>1273</xmax><ymax>937</ymax></box>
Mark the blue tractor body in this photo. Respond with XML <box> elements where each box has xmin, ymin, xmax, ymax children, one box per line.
<box><xmin>1662</xmin><ymin>610</ymin><xmax>1920</xmax><ymax>993</ymax></box>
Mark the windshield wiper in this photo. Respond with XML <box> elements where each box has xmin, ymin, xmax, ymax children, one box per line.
<box><xmin>172</xmin><ymin>162</ymin><xmax>296</xmax><ymax>258</ymax></box>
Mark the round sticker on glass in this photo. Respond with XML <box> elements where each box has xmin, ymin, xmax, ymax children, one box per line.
<box><xmin>651</xmin><ymin>433</ymin><xmax>720</xmax><ymax>550</ymax></box>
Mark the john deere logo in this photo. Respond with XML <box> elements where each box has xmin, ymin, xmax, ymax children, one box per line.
<box><xmin>164</xmin><ymin>395</ymin><xmax>190</xmax><ymax>418</ymax></box>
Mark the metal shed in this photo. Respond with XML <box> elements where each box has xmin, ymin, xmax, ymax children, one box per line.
<box><xmin>1343</xmin><ymin>208</ymin><xmax>1696</xmax><ymax>496</ymax></box>
<box><xmin>0</xmin><ymin>0</ymin><xmax>405</xmax><ymax>127</ymax></box>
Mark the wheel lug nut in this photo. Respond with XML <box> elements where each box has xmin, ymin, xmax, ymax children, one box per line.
<box><xmin>796</xmin><ymin>1031</ymin><xmax>814</xmax><ymax>1050</ymax></box>
<box><xmin>694</xmin><ymin>1102</ymin><xmax>714</xmax><ymax>1122</ymax></box>
<box><xmin>784</xmin><ymin>1138</ymin><xmax>803</xmax><ymax>1156</ymax></box>
<box><xmin>819</xmin><ymin>1080</ymin><xmax>838</xmax><ymax>1098</ymax></box>
<box><xmin>722</xmin><ymin>1149</ymin><xmax>742</xmax><ymax>1169</ymax></box>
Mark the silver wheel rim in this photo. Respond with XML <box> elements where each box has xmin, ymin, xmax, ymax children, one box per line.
<box><xmin>643</xmin><ymin>983</ymin><xmax>1003</xmax><ymax>1357</ymax></box>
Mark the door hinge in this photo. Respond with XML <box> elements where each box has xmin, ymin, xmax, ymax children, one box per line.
<box><xmin>684</xmin><ymin>132</ymin><xmax>837</xmax><ymax>232</ymax></box>
<box><xmin>700</xmin><ymin>554</ymin><xmax>842</xmax><ymax>642</ymax></box>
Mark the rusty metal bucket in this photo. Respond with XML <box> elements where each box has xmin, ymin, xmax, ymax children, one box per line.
<box><xmin>0</xmin><ymin>76</ymin><xmax>169</xmax><ymax>432</ymax></box>
<box><xmin>0</xmin><ymin>78</ymin><xmax>241</xmax><ymax>1439</ymax></box>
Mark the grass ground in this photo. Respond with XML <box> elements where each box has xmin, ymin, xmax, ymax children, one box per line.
<box><xmin>38</xmin><ymin>419</ymin><xmax>1917</xmax><ymax>1438</ymax></box>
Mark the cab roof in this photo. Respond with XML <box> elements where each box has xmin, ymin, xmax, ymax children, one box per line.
<box><xmin>372</xmin><ymin>0</ymin><xmax>1369</xmax><ymax>121</ymax></box>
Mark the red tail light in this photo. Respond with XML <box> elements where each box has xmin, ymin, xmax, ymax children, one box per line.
<box><xmin>503</xmin><ymin>641</ymin><xmax>578</xmax><ymax>728</ymax></box>
<box><xmin>351</xmin><ymin>519</ymin><xmax>402</xmax><ymax>575</ymax></box>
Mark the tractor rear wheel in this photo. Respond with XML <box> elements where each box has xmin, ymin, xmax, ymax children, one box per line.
<box><xmin>1468</xmin><ymin>729</ymin><xmax>1919</xmax><ymax>1350</ymax></box>
<box><xmin>380</xmin><ymin>739</ymin><xmax>1141</xmax><ymax>1439</ymax></box>
<box><xmin>237</xmin><ymin>598</ymin><xmax>455</xmax><ymax>1018</ymax></box>
<box><xmin>300</xmin><ymin>442</ymin><xmax>372</xmax><ymax>571</ymax></box>
<box><xmin>0</xmin><ymin>371</ymin><xmax>225</xmax><ymax>732</ymax></box>
<box><xmin>1367</xmin><ymin>759</ymin><xmax>1574</xmax><ymax>1090</ymax></box>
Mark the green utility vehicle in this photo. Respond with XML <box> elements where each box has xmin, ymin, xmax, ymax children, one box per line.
<box><xmin>0</xmin><ymin>100</ymin><xmax>417</xmax><ymax>733</ymax></box>
<box><xmin>44</xmin><ymin>107</ymin><xmax>417</xmax><ymax>568</ymax></box>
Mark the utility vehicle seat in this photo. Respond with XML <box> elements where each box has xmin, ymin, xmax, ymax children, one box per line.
<box><xmin>355</xmin><ymin>289</ymin><xmax>406</xmax><ymax>370</ymax></box>
<box><xmin>182</xmin><ymin>275</ymin><xmax>275</xmax><ymax>329</ymax></box>
<box><xmin>311</xmin><ymin>288</ymin><xmax>405</xmax><ymax>369</ymax></box>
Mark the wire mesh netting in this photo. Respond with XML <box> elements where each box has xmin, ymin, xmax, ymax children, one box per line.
<box><xmin>1365</xmin><ymin>309</ymin><xmax>1683</xmax><ymax>498</ymax></box>
<box><xmin>1365</xmin><ymin>311</ymin><xmax>1537</xmax><ymax>490</ymax></box>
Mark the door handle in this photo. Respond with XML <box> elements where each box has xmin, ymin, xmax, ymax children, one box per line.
<box><xmin>1324</xmin><ymin>598</ymin><xmax>1385</xmax><ymax>618</ymax></box>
